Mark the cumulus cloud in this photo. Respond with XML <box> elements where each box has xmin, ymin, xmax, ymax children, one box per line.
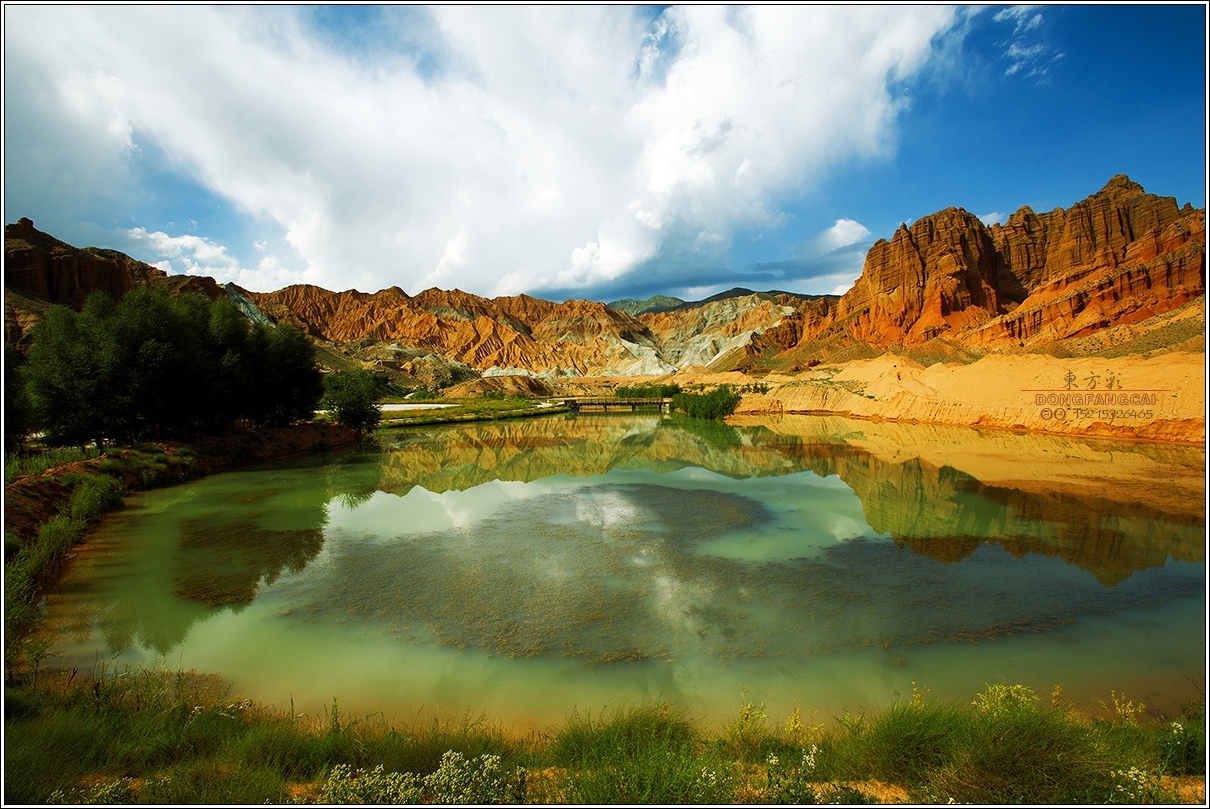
<box><xmin>821</xmin><ymin>219</ymin><xmax>873</xmax><ymax>251</ymax></box>
<box><xmin>4</xmin><ymin>5</ymin><xmax>962</xmax><ymax>298</ymax></box>
<box><xmin>124</xmin><ymin>228</ymin><xmax>303</xmax><ymax>291</ymax></box>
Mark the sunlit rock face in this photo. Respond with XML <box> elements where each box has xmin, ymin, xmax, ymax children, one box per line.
<box><xmin>785</xmin><ymin>175</ymin><xmax>1205</xmax><ymax>356</ymax></box>
<box><xmin>234</xmin><ymin>178</ymin><xmax>1208</xmax><ymax>371</ymax></box>
<box><xmin>5</xmin><ymin>176</ymin><xmax>1203</xmax><ymax>378</ymax></box>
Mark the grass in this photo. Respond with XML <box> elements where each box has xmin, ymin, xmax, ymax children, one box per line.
<box><xmin>4</xmin><ymin>670</ymin><xmax>1202</xmax><ymax>805</ymax></box>
<box><xmin>5</xmin><ymin>444</ymin><xmax>101</xmax><ymax>484</ymax></box>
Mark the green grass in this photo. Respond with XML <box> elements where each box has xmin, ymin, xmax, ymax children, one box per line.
<box><xmin>4</xmin><ymin>672</ymin><xmax>1201</xmax><ymax>805</ymax></box>
<box><xmin>550</xmin><ymin>703</ymin><xmax>736</xmax><ymax>804</ymax></box>
<box><xmin>5</xmin><ymin>445</ymin><xmax>101</xmax><ymax>484</ymax></box>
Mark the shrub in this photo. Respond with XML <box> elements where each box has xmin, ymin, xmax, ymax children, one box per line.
<box><xmin>66</xmin><ymin>474</ymin><xmax>124</xmax><ymax>521</ymax></box>
<box><xmin>321</xmin><ymin>370</ymin><xmax>383</xmax><ymax>437</ymax></box>
<box><xmin>670</xmin><ymin>386</ymin><xmax>742</xmax><ymax>419</ymax></box>
<box><xmin>318</xmin><ymin>763</ymin><xmax>423</xmax><ymax>804</ymax></box>
<box><xmin>919</xmin><ymin>683</ymin><xmax>1129</xmax><ymax>804</ymax></box>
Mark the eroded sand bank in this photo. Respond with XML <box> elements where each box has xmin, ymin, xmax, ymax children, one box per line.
<box><xmin>710</xmin><ymin>352</ymin><xmax>1206</xmax><ymax>445</ymax></box>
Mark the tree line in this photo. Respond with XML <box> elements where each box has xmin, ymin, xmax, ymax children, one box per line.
<box><xmin>6</xmin><ymin>286</ymin><xmax>327</xmax><ymax>451</ymax></box>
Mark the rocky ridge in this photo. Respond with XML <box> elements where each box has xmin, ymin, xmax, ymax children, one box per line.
<box><xmin>4</xmin><ymin>176</ymin><xmax>1204</xmax><ymax>384</ymax></box>
<box><xmin>777</xmin><ymin>175</ymin><xmax>1204</xmax><ymax>360</ymax></box>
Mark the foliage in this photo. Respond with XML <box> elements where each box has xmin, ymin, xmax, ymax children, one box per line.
<box><xmin>317</xmin><ymin>763</ymin><xmax>423</xmax><ymax>804</ymax></box>
<box><xmin>66</xmin><ymin>474</ymin><xmax>125</xmax><ymax>521</ymax></box>
<box><xmin>5</xmin><ymin>445</ymin><xmax>99</xmax><ymax>485</ymax></box>
<box><xmin>1158</xmin><ymin>696</ymin><xmax>1205</xmax><ymax>776</ymax></box>
<box><xmin>615</xmin><ymin>383</ymin><xmax>681</xmax><ymax>398</ymax></box>
<box><xmin>4</xmin><ymin>341</ymin><xmax>35</xmax><ymax>454</ymax></box>
<box><xmin>21</xmin><ymin>287</ymin><xmax>323</xmax><ymax>447</ymax></box>
<box><xmin>4</xmin><ymin>673</ymin><xmax>1200</xmax><ymax>805</ymax></box>
<box><xmin>4</xmin><ymin>514</ymin><xmax>88</xmax><ymax>674</ymax></box>
<box><xmin>321</xmin><ymin>370</ymin><xmax>384</xmax><ymax>437</ymax></box>
<box><xmin>550</xmin><ymin>703</ymin><xmax>735</xmax><ymax>804</ymax></box>
<box><xmin>670</xmin><ymin>385</ymin><xmax>743</xmax><ymax>419</ymax></box>
<box><xmin>418</xmin><ymin>750</ymin><xmax>525</xmax><ymax>804</ymax></box>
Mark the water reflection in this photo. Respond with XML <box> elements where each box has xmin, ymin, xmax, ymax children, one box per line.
<box><xmin>44</xmin><ymin>413</ymin><xmax>1204</xmax><ymax>725</ymax></box>
<box><xmin>377</xmin><ymin>414</ymin><xmax>1205</xmax><ymax>583</ymax></box>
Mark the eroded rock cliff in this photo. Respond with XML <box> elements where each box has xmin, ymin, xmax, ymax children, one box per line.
<box><xmin>5</xmin><ymin>176</ymin><xmax>1204</xmax><ymax>381</ymax></box>
<box><xmin>791</xmin><ymin>176</ymin><xmax>1204</xmax><ymax>356</ymax></box>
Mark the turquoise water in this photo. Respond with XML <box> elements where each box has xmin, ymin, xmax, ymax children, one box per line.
<box><xmin>44</xmin><ymin>414</ymin><xmax>1205</xmax><ymax>730</ymax></box>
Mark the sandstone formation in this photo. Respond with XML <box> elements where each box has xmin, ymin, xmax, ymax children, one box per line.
<box><xmin>727</xmin><ymin>349</ymin><xmax>1206</xmax><ymax>444</ymax></box>
<box><xmin>782</xmin><ymin>175</ymin><xmax>1204</xmax><ymax>358</ymax></box>
<box><xmin>4</xmin><ymin>217</ymin><xmax>155</xmax><ymax>306</ymax></box>
<box><xmin>5</xmin><ymin>175</ymin><xmax>1204</xmax><ymax>444</ymax></box>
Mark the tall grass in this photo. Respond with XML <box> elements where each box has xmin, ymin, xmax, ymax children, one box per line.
<box><xmin>5</xmin><ymin>445</ymin><xmax>100</xmax><ymax>484</ymax></box>
<box><xmin>4</xmin><ymin>472</ymin><xmax>125</xmax><ymax>678</ymax></box>
<box><xmin>4</xmin><ymin>671</ymin><xmax>1201</xmax><ymax>805</ymax></box>
<box><xmin>550</xmin><ymin>703</ymin><xmax>735</xmax><ymax>804</ymax></box>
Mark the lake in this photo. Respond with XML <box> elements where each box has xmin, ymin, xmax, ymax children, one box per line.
<box><xmin>43</xmin><ymin>413</ymin><xmax>1206</xmax><ymax>732</ymax></box>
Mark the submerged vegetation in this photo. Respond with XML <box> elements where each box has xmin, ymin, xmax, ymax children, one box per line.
<box><xmin>4</xmin><ymin>668</ymin><xmax>1203</xmax><ymax>805</ymax></box>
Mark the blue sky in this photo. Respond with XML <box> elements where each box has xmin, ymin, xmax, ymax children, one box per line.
<box><xmin>3</xmin><ymin>4</ymin><xmax>1206</xmax><ymax>303</ymax></box>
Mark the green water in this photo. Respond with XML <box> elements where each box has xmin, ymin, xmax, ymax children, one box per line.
<box><xmin>44</xmin><ymin>414</ymin><xmax>1205</xmax><ymax>730</ymax></box>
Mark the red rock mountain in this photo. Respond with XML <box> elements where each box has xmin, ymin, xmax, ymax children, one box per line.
<box><xmin>777</xmin><ymin>175</ymin><xmax>1204</xmax><ymax>358</ymax></box>
<box><xmin>5</xmin><ymin>176</ymin><xmax>1204</xmax><ymax>378</ymax></box>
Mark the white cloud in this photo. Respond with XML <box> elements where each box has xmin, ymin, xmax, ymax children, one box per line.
<box><xmin>991</xmin><ymin>6</ymin><xmax>1055</xmax><ymax>81</ymax></box>
<box><xmin>4</xmin><ymin>5</ymin><xmax>962</xmax><ymax>297</ymax></box>
<box><xmin>124</xmin><ymin>227</ymin><xmax>304</xmax><ymax>291</ymax></box>
<box><xmin>978</xmin><ymin>211</ymin><xmax>1007</xmax><ymax>226</ymax></box>
<box><xmin>992</xmin><ymin>6</ymin><xmax>1043</xmax><ymax>35</ymax></box>
<box><xmin>822</xmin><ymin>219</ymin><xmax>873</xmax><ymax>251</ymax></box>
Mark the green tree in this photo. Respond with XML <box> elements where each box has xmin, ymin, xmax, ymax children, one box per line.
<box><xmin>670</xmin><ymin>386</ymin><xmax>742</xmax><ymax>420</ymax></box>
<box><xmin>23</xmin><ymin>296</ymin><xmax>112</xmax><ymax>449</ymax></box>
<box><xmin>4</xmin><ymin>341</ymin><xmax>34</xmax><ymax>454</ymax></box>
<box><xmin>256</xmin><ymin>323</ymin><xmax>324</xmax><ymax>427</ymax></box>
<box><xmin>321</xmin><ymin>369</ymin><xmax>383</xmax><ymax>437</ymax></box>
<box><xmin>21</xmin><ymin>287</ymin><xmax>325</xmax><ymax>444</ymax></box>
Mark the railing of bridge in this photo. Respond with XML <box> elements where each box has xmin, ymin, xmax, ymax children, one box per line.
<box><xmin>563</xmin><ymin>397</ymin><xmax>672</xmax><ymax>412</ymax></box>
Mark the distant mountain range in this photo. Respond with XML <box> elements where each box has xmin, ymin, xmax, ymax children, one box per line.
<box><xmin>6</xmin><ymin>175</ymin><xmax>1204</xmax><ymax>387</ymax></box>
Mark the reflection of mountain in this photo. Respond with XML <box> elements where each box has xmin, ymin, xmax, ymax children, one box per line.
<box><xmin>377</xmin><ymin>414</ymin><xmax>1205</xmax><ymax>584</ymax></box>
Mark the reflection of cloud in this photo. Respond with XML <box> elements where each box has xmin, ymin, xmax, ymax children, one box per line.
<box><xmin>574</xmin><ymin>487</ymin><xmax>654</xmax><ymax>534</ymax></box>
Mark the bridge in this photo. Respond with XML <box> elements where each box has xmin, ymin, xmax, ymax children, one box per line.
<box><xmin>563</xmin><ymin>397</ymin><xmax>672</xmax><ymax>413</ymax></box>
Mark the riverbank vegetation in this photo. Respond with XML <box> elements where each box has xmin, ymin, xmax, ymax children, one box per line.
<box><xmin>5</xmin><ymin>666</ymin><xmax>1203</xmax><ymax>804</ymax></box>
<box><xmin>671</xmin><ymin>385</ymin><xmax>744</xmax><ymax>419</ymax></box>
<box><xmin>8</xmin><ymin>286</ymin><xmax>323</xmax><ymax>451</ymax></box>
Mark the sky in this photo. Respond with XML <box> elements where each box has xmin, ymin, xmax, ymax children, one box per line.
<box><xmin>3</xmin><ymin>4</ymin><xmax>1207</xmax><ymax>304</ymax></box>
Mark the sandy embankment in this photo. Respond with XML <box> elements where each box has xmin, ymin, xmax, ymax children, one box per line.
<box><xmin>712</xmin><ymin>352</ymin><xmax>1205</xmax><ymax>445</ymax></box>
